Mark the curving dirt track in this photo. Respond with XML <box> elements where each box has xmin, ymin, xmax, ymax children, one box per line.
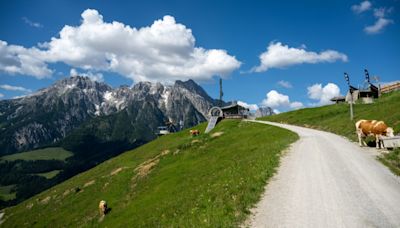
<box><xmin>247</xmin><ymin>120</ymin><xmax>400</xmax><ymax>228</ymax></box>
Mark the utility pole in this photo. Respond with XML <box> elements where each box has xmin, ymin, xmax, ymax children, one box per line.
<box><xmin>219</xmin><ymin>78</ymin><xmax>223</xmax><ymax>107</ymax></box>
<box><xmin>344</xmin><ymin>72</ymin><xmax>354</xmax><ymax>120</ymax></box>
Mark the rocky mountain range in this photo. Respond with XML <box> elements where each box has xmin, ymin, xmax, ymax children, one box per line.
<box><xmin>255</xmin><ymin>107</ymin><xmax>275</xmax><ymax>118</ymax></box>
<box><xmin>0</xmin><ymin>76</ymin><xmax>218</xmax><ymax>156</ymax></box>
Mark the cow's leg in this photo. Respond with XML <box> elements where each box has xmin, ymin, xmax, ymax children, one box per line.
<box><xmin>376</xmin><ymin>135</ymin><xmax>381</xmax><ymax>149</ymax></box>
<box><xmin>378</xmin><ymin>135</ymin><xmax>385</xmax><ymax>149</ymax></box>
<box><xmin>363</xmin><ymin>137</ymin><xmax>367</xmax><ymax>146</ymax></box>
<box><xmin>357</xmin><ymin>131</ymin><xmax>363</xmax><ymax>147</ymax></box>
<box><xmin>358</xmin><ymin>131</ymin><xmax>367</xmax><ymax>147</ymax></box>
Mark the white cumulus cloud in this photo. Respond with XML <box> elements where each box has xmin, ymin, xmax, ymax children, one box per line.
<box><xmin>261</xmin><ymin>90</ymin><xmax>303</xmax><ymax>110</ymax></box>
<box><xmin>252</xmin><ymin>42</ymin><xmax>348</xmax><ymax>72</ymax></box>
<box><xmin>289</xmin><ymin>101</ymin><xmax>304</xmax><ymax>109</ymax></box>
<box><xmin>307</xmin><ymin>83</ymin><xmax>341</xmax><ymax>105</ymax></box>
<box><xmin>273</xmin><ymin>109</ymin><xmax>281</xmax><ymax>114</ymax></box>
<box><xmin>237</xmin><ymin>101</ymin><xmax>259</xmax><ymax>111</ymax></box>
<box><xmin>262</xmin><ymin>90</ymin><xmax>290</xmax><ymax>107</ymax></box>
<box><xmin>1</xmin><ymin>9</ymin><xmax>241</xmax><ymax>83</ymax></box>
<box><xmin>70</xmin><ymin>68</ymin><xmax>104</xmax><ymax>82</ymax></box>
<box><xmin>0</xmin><ymin>84</ymin><xmax>32</xmax><ymax>93</ymax></box>
<box><xmin>0</xmin><ymin>93</ymin><xmax>4</xmax><ymax>98</ymax></box>
<box><xmin>351</xmin><ymin>1</ymin><xmax>372</xmax><ymax>14</ymax></box>
<box><xmin>0</xmin><ymin>41</ymin><xmax>52</xmax><ymax>78</ymax></box>
<box><xmin>277</xmin><ymin>80</ymin><xmax>292</xmax><ymax>88</ymax></box>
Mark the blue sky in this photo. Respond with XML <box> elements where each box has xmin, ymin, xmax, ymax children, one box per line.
<box><xmin>0</xmin><ymin>0</ymin><xmax>399</xmax><ymax>112</ymax></box>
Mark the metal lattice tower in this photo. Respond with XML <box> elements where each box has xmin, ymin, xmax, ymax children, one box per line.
<box><xmin>364</xmin><ymin>69</ymin><xmax>370</xmax><ymax>83</ymax></box>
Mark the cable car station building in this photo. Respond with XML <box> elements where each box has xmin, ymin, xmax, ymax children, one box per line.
<box><xmin>208</xmin><ymin>101</ymin><xmax>249</xmax><ymax>120</ymax></box>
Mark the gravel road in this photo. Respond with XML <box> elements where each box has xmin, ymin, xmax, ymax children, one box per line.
<box><xmin>247</xmin><ymin>120</ymin><xmax>400</xmax><ymax>228</ymax></box>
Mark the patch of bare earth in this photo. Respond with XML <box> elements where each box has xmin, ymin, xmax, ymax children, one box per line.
<box><xmin>26</xmin><ymin>203</ymin><xmax>34</xmax><ymax>209</ymax></box>
<box><xmin>63</xmin><ymin>189</ymin><xmax>71</xmax><ymax>197</ymax></box>
<box><xmin>83</xmin><ymin>180</ymin><xmax>95</xmax><ymax>188</ymax></box>
<box><xmin>161</xmin><ymin>149</ymin><xmax>170</xmax><ymax>156</ymax></box>
<box><xmin>191</xmin><ymin>139</ymin><xmax>200</xmax><ymax>144</ymax></box>
<box><xmin>0</xmin><ymin>211</ymin><xmax>5</xmax><ymax>225</ymax></box>
<box><xmin>40</xmin><ymin>196</ymin><xmax>51</xmax><ymax>204</ymax></box>
<box><xmin>131</xmin><ymin>149</ymin><xmax>171</xmax><ymax>188</ymax></box>
<box><xmin>211</xmin><ymin>131</ymin><xmax>224</xmax><ymax>138</ymax></box>
<box><xmin>135</xmin><ymin>158</ymin><xmax>160</xmax><ymax>179</ymax></box>
<box><xmin>110</xmin><ymin>167</ymin><xmax>124</xmax><ymax>176</ymax></box>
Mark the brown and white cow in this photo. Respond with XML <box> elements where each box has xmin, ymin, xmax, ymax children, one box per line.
<box><xmin>99</xmin><ymin>200</ymin><xmax>108</xmax><ymax>216</ymax></box>
<box><xmin>355</xmin><ymin>119</ymin><xmax>395</xmax><ymax>148</ymax></box>
<box><xmin>189</xmin><ymin>129</ymin><xmax>200</xmax><ymax>136</ymax></box>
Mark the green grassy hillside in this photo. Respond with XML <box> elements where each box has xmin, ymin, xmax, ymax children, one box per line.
<box><xmin>34</xmin><ymin>170</ymin><xmax>62</xmax><ymax>179</ymax></box>
<box><xmin>0</xmin><ymin>120</ymin><xmax>297</xmax><ymax>227</ymax></box>
<box><xmin>0</xmin><ymin>148</ymin><xmax>73</xmax><ymax>162</ymax></box>
<box><xmin>0</xmin><ymin>147</ymin><xmax>73</xmax><ymax>209</ymax></box>
<box><xmin>0</xmin><ymin>185</ymin><xmax>16</xmax><ymax>201</ymax></box>
<box><xmin>260</xmin><ymin>90</ymin><xmax>400</xmax><ymax>174</ymax></box>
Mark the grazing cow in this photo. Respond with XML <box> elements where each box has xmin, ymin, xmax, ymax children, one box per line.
<box><xmin>189</xmin><ymin>129</ymin><xmax>200</xmax><ymax>136</ymax></box>
<box><xmin>99</xmin><ymin>200</ymin><xmax>108</xmax><ymax>216</ymax></box>
<box><xmin>355</xmin><ymin>119</ymin><xmax>395</xmax><ymax>148</ymax></box>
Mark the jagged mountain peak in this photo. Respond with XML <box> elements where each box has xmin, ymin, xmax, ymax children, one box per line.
<box><xmin>132</xmin><ymin>81</ymin><xmax>164</xmax><ymax>93</ymax></box>
<box><xmin>55</xmin><ymin>75</ymin><xmax>112</xmax><ymax>91</ymax></box>
<box><xmin>0</xmin><ymin>76</ymin><xmax>218</xmax><ymax>155</ymax></box>
<box><xmin>174</xmin><ymin>79</ymin><xmax>211</xmax><ymax>100</ymax></box>
<box><xmin>175</xmin><ymin>79</ymin><xmax>199</xmax><ymax>90</ymax></box>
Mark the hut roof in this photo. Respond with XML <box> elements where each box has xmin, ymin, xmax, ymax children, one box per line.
<box><xmin>330</xmin><ymin>96</ymin><xmax>346</xmax><ymax>102</ymax></box>
<box><xmin>221</xmin><ymin>103</ymin><xmax>249</xmax><ymax>111</ymax></box>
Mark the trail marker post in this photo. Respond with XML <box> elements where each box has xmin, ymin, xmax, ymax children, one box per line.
<box><xmin>344</xmin><ymin>72</ymin><xmax>354</xmax><ymax>120</ymax></box>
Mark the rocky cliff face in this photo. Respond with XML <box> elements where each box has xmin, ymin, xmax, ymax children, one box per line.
<box><xmin>0</xmin><ymin>76</ymin><xmax>217</xmax><ymax>155</ymax></box>
<box><xmin>255</xmin><ymin>107</ymin><xmax>275</xmax><ymax>118</ymax></box>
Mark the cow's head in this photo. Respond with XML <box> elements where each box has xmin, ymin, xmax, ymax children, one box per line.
<box><xmin>386</xmin><ymin>127</ymin><xmax>395</xmax><ymax>137</ymax></box>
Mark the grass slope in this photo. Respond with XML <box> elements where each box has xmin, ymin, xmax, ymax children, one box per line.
<box><xmin>0</xmin><ymin>148</ymin><xmax>73</xmax><ymax>162</ymax></box>
<box><xmin>0</xmin><ymin>185</ymin><xmax>16</xmax><ymax>201</ymax></box>
<box><xmin>260</xmin><ymin>90</ymin><xmax>400</xmax><ymax>174</ymax></box>
<box><xmin>1</xmin><ymin>120</ymin><xmax>297</xmax><ymax>227</ymax></box>
<box><xmin>34</xmin><ymin>170</ymin><xmax>62</xmax><ymax>179</ymax></box>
